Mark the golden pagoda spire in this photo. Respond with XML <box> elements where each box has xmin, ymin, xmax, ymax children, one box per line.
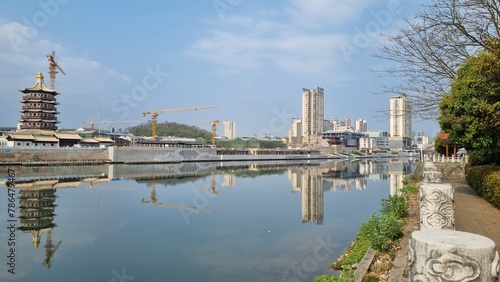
<box><xmin>37</xmin><ymin>72</ymin><xmax>44</xmax><ymax>82</ymax></box>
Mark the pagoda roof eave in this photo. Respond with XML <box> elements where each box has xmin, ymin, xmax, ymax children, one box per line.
<box><xmin>19</xmin><ymin>110</ymin><xmax>59</xmax><ymax>113</ymax></box>
<box><xmin>19</xmin><ymin>83</ymin><xmax>59</xmax><ymax>94</ymax></box>
<box><xmin>19</xmin><ymin>99</ymin><xmax>58</xmax><ymax>104</ymax></box>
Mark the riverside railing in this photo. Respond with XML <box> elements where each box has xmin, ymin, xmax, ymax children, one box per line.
<box><xmin>410</xmin><ymin>157</ymin><xmax>499</xmax><ymax>281</ymax></box>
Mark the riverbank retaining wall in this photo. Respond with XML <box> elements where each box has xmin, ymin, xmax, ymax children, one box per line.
<box><xmin>0</xmin><ymin>148</ymin><xmax>109</xmax><ymax>163</ymax></box>
<box><xmin>109</xmin><ymin>147</ymin><xmax>218</xmax><ymax>163</ymax></box>
<box><xmin>435</xmin><ymin>162</ymin><xmax>465</xmax><ymax>179</ymax></box>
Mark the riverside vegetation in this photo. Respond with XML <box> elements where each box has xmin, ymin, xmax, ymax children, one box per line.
<box><xmin>314</xmin><ymin>173</ymin><xmax>421</xmax><ymax>282</ymax></box>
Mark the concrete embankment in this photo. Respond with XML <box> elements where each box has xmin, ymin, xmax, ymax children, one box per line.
<box><xmin>0</xmin><ymin>147</ymin><xmax>346</xmax><ymax>166</ymax></box>
<box><xmin>0</xmin><ymin>148</ymin><xmax>109</xmax><ymax>165</ymax></box>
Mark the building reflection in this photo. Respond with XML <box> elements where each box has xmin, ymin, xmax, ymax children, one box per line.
<box><xmin>301</xmin><ymin>168</ymin><xmax>324</xmax><ymax>224</ymax></box>
<box><xmin>17</xmin><ymin>180</ymin><xmax>61</xmax><ymax>269</ymax></box>
<box><xmin>222</xmin><ymin>174</ymin><xmax>236</xmax><ymax>187</ymax></box>
<box><xmin>288</xmin><ymin>159</ymin><xmax>417</xmax><ymax>224</ymax></box>
<box><xmin>4</xmin><ymin>165</ymin><xmax>110</xmax><ymax>269</ymax></box>
<box><xmin>388</xmin><ymin>159</ymin><xmax>416</xmax><ymax>195</ymax></box>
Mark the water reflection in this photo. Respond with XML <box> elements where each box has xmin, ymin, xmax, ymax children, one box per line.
<box><xmin>1</xmin><ymin>159</ymin><xmax>416</xmax><ymax>281</ymax></box>
<box><xmin>287</xmin><ymin>160</ymin><xmax>417</xmax><ymax>225</ymax></box>
<box><xmin>139</xmin><ymin>176</ymin><xmax>216</xmax><ymax>214</ymax></box>
<box><xmin>17</xmin><ymin>181</ymin><xmax>60</xmax><ymax>269</ymax></box>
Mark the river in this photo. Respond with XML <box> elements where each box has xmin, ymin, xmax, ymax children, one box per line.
<box><xmin>0</xmin><ymin>159</ymin><xmax>416</xmax><ymax>282</ymax></box>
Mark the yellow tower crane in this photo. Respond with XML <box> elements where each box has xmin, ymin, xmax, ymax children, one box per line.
<box><xmin>198</xmin><ymin>120</ymin><xmax>220</xmax><ymax>146</ymax></box>
<box><xmin>47</xmin><ymin>51</ymin><xmax>66</xmax><ymax>90</ymax></box>
<box><xmin>81</xmin><ymin>118</ymin><xmax>139</xmax><ymax>131</ymax></box>
<box><xmin>141</xmin><ymin>105</ymin><xmax>217</xmax><ymax>140</ymax></box>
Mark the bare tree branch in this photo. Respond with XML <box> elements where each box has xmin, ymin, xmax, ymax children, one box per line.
<box><xmin>374</xmin><ymin>0</ymin><xmax>500</xmax><ymax>120</ymax></box>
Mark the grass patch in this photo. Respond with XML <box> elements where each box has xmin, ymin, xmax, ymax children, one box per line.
<box><xmin>333</xmin><ymin>236</ymin><xmax>371</xmax><ymax>269</ymax></box>
<box><xmin>314</xmin><ymin>270</ymin><xmax>354</xmax><ymax>282</ymax></box>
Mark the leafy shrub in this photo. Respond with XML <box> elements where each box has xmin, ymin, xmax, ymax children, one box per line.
<box><xmin>400</xmin><ymin>185</ymin><xmax>418</xmax><ymax>195</ymax></box>
<box><xmin>401</xmin><ymin>177</ymin><xmax>410</xmax><ymax>186</ymax></box>
<box><xmin>465</xmin><ymin>165</ymin><xmax>500</xmax><ymax>208</ymax></box>
<box><xmin>380</xmin><ymin>195</ymin><xmax>408</xmax><ymax>219</ymax></box>
<box><xmin>359</xmin><ymin>213</ymin><xmax>403</xmax><ymax>252</ymax></box>
<box><xmin>482</xmin><ymin>170</ymin><xmax>500</xmax><ymax>208</ymax></box>
<box><xmin>465</xmin><ymin>165</ymin><xmax>499</xmax><ymax>195</ymax></box>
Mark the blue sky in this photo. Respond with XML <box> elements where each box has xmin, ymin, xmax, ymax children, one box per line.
<box><xmin>0</xmin><ymin>0</ymin><xmax>439</xmax><ymax>137</ymax></box>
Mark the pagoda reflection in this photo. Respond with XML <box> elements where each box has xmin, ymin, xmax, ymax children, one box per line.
<box><xmin>17</xmin><ymin>180</ymin><xmax>62</xmax><ymax>269</ymax></box>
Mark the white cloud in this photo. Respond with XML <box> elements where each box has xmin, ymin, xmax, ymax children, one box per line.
<box><xmin>62</xmin><ymin>57</ymin><xmax>130</xmax><ymax>82</ymax></box>
<box><xmin>285</xmin><ymin>0</ymin><xmax>370</xmax><ymax>27</ymax></box>
<box><xmin>0</xmin><ymin>20</ymin><xmax>132</xmax><ymax>128</ymax></box>
<box><xmin>0</xmin><ymin>21</ymin><xmax>38</xmax><ymax>53</ymax></box>
<box><xmin>185</xmin><ymin>0</ymin><xmax>375</xmax><ymax>75</ymax></box>
<box><xmin>185</xmin><ymin>19</ymin><xmax>349</xmax><ymax>74</ymax></box>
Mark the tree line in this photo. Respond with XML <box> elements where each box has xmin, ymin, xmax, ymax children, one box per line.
<box><xmin>127</xmin><ymin>121</ymin><xmax>212</xmax><ymax>140</ymax></box>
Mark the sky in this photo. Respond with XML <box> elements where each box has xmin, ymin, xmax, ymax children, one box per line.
<box><xmin>0</xmin><ymin>0</ymin><xmax>439</xmax><ymax>138</ymax></box>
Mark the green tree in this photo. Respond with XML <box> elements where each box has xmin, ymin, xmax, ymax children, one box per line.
<box><xmin>434</xmin><ymin>134</ymin><xmax>462</xmax><ymax>156</ymax></box>
<box><xmin>127</xmin><ymin>121</ymin><xmax>212</xmax><ymax>139</ymax></box>
<box><xmin>438</xmin><ymin>39</ymin><xmax>500</xmax><ymax>165</ymax></box>
<box><xmin>433</xmin><ymin>134</ymin><xmax>447</xmax><ymax>155</ymax></box>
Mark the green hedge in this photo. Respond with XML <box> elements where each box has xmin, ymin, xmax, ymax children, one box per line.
<box><xmin>465</xmin><ymin>165</ymin><xmax>500</xmax><ymax>208</ymax></box>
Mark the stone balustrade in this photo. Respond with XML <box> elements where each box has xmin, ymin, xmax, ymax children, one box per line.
<box><xmin>420</xmin><ymin>160</ymin><xmax>454</xmax><ymax>230</ymax></box>
<box><xmin>422</xmin><ymin>161</ymin><xmax>443</xmax><ymax>183</ymax></box>
<box><xmin>430</xmin><ymin>153</ymin><xmax>468</xmax><ymax>164</ymax></box>
<box><xmin>411</xmin><ymin>159</ymin><xmax>499</xmax><ymax>281</ymax></box>
<box><xmin>420</xmin><ymin>183</ymin><xmax>454</xmax><ymax>230</ymax></box>
<box><xmin>410</xmin><ymin>230</ymin><xmax>499</xmax><ymax>281</ymax></box>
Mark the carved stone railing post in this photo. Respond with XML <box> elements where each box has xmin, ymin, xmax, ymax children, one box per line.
<box><xmin>422</xmin><ymin>161</ymin><xmax>443</xmax><ymax>184</ymax></box>
<box><xmin>420</xmin><ymin>183</ymin><xmax>454</xmax><ymax>229</ymax></box>
<box><xmin>410</xmin><ymin>229</ymin><xmax>499</xmax><ymax>281</ymax></box>
<box><xmin>422</xmin><ymin>171</ymin><xmax>443</xmax><ymax>183</ymax></box>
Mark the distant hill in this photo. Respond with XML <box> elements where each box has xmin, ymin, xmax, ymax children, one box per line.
<box><xmin>127</xmin><ymin>121</ymin><xmax>212</xmax><ymax>139</ymax></box>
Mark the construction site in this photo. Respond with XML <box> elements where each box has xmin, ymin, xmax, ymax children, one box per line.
<box><xmin>0</xmin><ymin>51</ymin><xmax>292</xmax><ymax>155</ymax></box>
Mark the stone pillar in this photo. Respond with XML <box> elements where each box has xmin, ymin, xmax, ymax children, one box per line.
<box><xmin>420</xmin><ymin>183</ymin><xmax>454</xmax><ymax>229</ymax></box>
<box><xmin>422</xmin><ymin>171</ymin><xmax>443</xmax><ymax>183</ymax></box>
<box><xmin>423</xmin><ymin>162</ymin><xmax>435</xmax><ymax>172</ymax></box>
<box><xmin>409</xmin><ymin>230</ymin><xmax>499</xmax><ymax>281</ymax></box>
<box><xmin>422</xmin><ymin>161</ymin><xmax>443</xmax><ymax>183</ymax></box>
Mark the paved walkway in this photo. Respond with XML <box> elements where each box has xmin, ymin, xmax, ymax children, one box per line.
<box><xmin>450</xmin><ymin>178</ymin><xmax>500</xmax><ymax>253</ymax></box>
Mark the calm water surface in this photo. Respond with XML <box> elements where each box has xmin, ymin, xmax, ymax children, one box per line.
<box><xmin>0</xmin><ymin>159</ymin><xmax>416</xmax><ymax>282</ymax></box>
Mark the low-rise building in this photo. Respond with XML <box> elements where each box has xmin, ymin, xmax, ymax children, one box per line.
<box><xmin>322</xmin><ymin>130</ymin><xmax>367</xmax><ymax>148</ymax></box>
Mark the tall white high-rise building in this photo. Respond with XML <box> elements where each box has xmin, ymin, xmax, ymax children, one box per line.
<box><xmin>223</xmin><ymin>121</ymin><xmax>236</xmax><ymax>139</ymax></box>
<box><xmin>389</xmin><ymin>95</ymin><xmax>411</xmax><ymax>138</ymax></box>
<box><xmin>302</xmin><ymin>87</ymin><xmax>324</xmax><ymax>145</ymax></box>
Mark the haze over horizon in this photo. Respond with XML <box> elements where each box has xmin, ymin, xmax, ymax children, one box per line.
<box><xmin>0</xmin><ymin>0</ymin><xmax>439</xmax><ymax>138</ymax></box>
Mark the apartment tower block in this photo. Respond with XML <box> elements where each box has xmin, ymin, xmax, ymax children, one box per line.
<box><xmin>302</xmin><ymin>87</ymin><xmax>324</xmax><ymax>145</ymax></box>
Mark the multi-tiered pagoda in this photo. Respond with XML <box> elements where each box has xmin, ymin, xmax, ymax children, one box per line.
<box><xmin>18</xmin><ymin>73</ymin><xmax>60</xmax><ymax>130</ymax></box>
